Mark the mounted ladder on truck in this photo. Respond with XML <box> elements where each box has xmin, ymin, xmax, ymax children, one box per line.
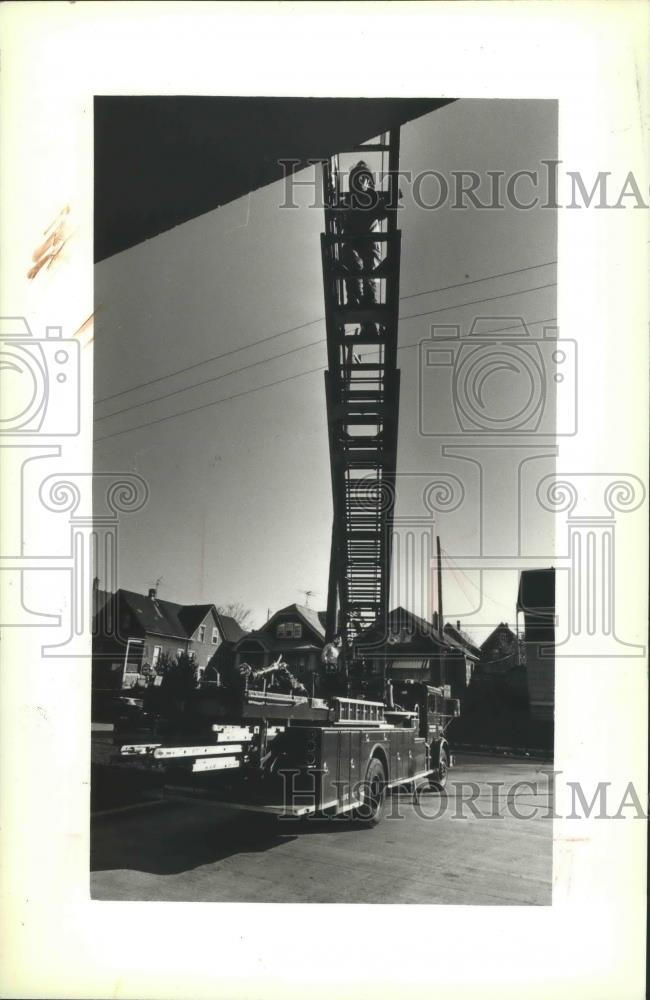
<box><xmin>321</xmin><ymin>132</ymin><xmax>402</xmax><ymax>649</ymax></box>
<box><xmin>111</xmin><ymin>129</ymin><xmax>460</xmax><ymax>825</ymax></box>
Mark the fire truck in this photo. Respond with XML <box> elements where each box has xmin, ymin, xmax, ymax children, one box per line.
<box><xmin>115</xmin><ymin>681</ymin><xmax>458</xmax><ymax>825</ymax></box>
<box><xmin>112</xmin><ymin>129</ymin><xmax>460</xmax><ymax>824</ymax></box>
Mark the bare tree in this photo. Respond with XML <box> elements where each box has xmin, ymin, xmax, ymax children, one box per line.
<box><xmin>217</xmin><ymin>602</ymin><xmax>255</xmax><ymax>631</ymax></box>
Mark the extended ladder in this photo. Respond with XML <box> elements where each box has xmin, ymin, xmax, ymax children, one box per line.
<box><xmin>320</xmin><ymin>131</ymin><xmax>402</xmax><ymax>648</ymax></box>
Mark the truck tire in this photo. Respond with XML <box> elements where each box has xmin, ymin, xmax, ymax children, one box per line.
<box><xmin>430</xmin><ymin>745</ymin><xmax>449</xmax><ymax>791</ymax></box>
<box><xmin>354</xmin><ymin>758</ymin><xmax>386</xmax><ymax>826</ymax></box>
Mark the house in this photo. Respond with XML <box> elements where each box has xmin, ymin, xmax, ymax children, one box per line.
<box><xmin>232</xmin><ymin>603</ymin><xmax>326</xmax><ymax>687</ymax></box>
<box><xmin>479</xmin><ymin>622</ymin><xmax>522</xmax><ymax>676</ymax></box>
<box><xmin>92</xmin><ymin>586</ymin><xmax>246</xmax><ymax>690</ymax></box>
<box><xmin>352</xmin><ymin>607</ymin><xmax>477</xmax><ymax>699</ymax></box>
<box><xmin>517</xmin><ymin>568</ymin><xmax>555</xmax><ymax>721</ymax></box>
<box><xmin>443</xmin><ymin>620</ymin><xmax>481</xmax><ymax>688</ymax></box>
<box><xmin>92</xmin><ymin>577</ymin><xmax>112</xmax><ymax>619</ymax></box>
<box><xmin>466</xmin><ymin>621</ymin><xmax>529</xmax><ymax>711</ymax></box>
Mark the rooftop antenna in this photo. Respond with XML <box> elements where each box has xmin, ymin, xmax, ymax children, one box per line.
<box><xmin>299</xmin><ymin>589</ymin><xmax>319</xmax><ymax>608</ymax></box>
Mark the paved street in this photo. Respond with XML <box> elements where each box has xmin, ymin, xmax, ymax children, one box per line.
<box><xmin>91</xmin><ymin>753</ymin><xmax>553</xmax><ymax>904</ymax></box>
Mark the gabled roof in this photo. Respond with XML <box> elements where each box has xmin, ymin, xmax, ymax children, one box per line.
<box><xmin>106</xmin><ymin>589</ymin><xmax>246</xmax><ymax>644</ymax></box>
<box><xmin>178</xmin><ymin>604</ymin><xmax>218</xmax><ymax>636</ymax></box>
<box><xmin>354</xmin><ymin>606</ymin><xmax>457</xmax><ymax>655</ymax></box>
<box><xmin>480</xmin><ymin>622</ymin><xmax>518</xmax><ymax>653</ymax></box>
<box><xmin>217</xmin><ymin>614</ymin><xmax>247</xmax><ymax>643</ymax></box>
<box><xmin>235</xmin><ymin>603</ymin><xmax>325</xmax><ymax>653</ymax></box>
<box><xmin>261</xmin><ymin>603</ymin><xmax>326</xmax><ymax>641</ymax></box>
<box><xmin>92</xmin><ymin>587</ymin><xmax>112</xmax><ymax>618</ymax></box>
<box><xmin>119</xmin><ymin>589</ymin><xmax>189</xmax><ymax>640</ymax></box>
<box><xmin>443</xmin><ymin>623</ymin><xmax>481</xmax><ymax>659</ymax></box>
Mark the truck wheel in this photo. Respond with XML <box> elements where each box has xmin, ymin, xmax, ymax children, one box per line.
<box><xmin>354</xmin><ymin>758</ymin><xmax>386</xmax><ymax>826</ymax></box>
<box><xmin>430</xmin><ymin>746</ymin><xmax>449</xmax><ymax>791</ymax></box>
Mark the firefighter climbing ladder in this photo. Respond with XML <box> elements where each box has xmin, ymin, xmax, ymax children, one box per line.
<box><xmin>321</xmin><ymin>130</ymin><xmax>402</xmax><ymax>648</ymax></box>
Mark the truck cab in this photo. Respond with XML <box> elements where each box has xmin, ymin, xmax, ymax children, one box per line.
<box><xmin>389</xmin><ymin>680</ymin><xmax>460</xmax><ymax>788</ymax></box>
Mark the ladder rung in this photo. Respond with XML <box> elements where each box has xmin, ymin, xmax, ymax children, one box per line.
<box><xmin>323</xmin><ymin>233</ymin><xmax>397</xmax><ymax>245</ymax></box>
<box><xmin>327</xmin><ymin>271</ymin><xmax>393</xmax><ymax>282</ymax></box>
<box><xmin>337</xmin><ymin>144</ymin><xmax>392</xmax><ymax>153</ymax></box>
<box><xmin>334</xmin><ymin>336</ymin><xmax>391</xmax><ymax>347</ymax></box>
<box><xmin>335</xmin><ymin>411</ymin><xmax>386</xmax><ymax>423</ymax></box>
<box><xmin>339</xmin><ymin>364</ymin><xmax>385</xmax><ymax>372</ymax></box>
<box><xmin>332</xmin><ymin>305</ymin><xmax>391</xmax><ymax>320</ymax></box>
<box><xmin>338</xmin><ymin>417</ymin><xmax>385</xmax><ymax>427</ymax></box>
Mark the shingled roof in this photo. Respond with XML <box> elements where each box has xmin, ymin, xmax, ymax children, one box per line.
<box><xmin>217</xmin><ymin>614</ymin><xmax>247</xmax><ymax>643</ymax></box>
<box><xmin>178</xmin><ymin>604</ymin><xmax>216</xmax><ymax>637</ymax></box>
<box><xmin>353</xmin><ymin>607</ymin><xmax>456</xmax><ymax>655</ymax></box>
<box><xmin>110</xmin><ymin>589</ymin><xmax>247</xmax><ymax>643</ymax></box>
<box><xmin>237</xmin><ymin>603</ymin><xmax>326</xmax><ymax>652</ymax></box>
<box><xmin>119</xmin><ymin>589</ymin><xmax>189</xmax><ymax>639</ymax></box>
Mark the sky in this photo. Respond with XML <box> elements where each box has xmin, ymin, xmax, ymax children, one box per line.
<box><xmin>93</xmin><ymin>98</ymin><xmax>557</xmax><ymax>641</ymax></box>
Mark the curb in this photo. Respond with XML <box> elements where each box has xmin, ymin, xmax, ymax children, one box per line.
<box><xmin>451</xmin><ymin>743</ymin><xmax>553</xmax><ymax>761</ymax></box>
<box><xmin>91</xmin><ymin>797</ymin><xmax>167</xmax><ymax>819</ymax></box>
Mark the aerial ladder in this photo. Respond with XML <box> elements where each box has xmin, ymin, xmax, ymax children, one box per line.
<box><xmin>112</xmin><ymin>129</ymin><xmax>460</xmax><ymax>821</ymax></box>
<box><xmin>321</xmin><ymin>131</ymin><xmax>402</xmax><ymax>650</ymax></box>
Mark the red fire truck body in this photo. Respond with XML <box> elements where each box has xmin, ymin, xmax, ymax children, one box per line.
<box><xmin>114</xmin><ymin>683</ymin><xmax>458</xmax><ymax>824</ymax></box>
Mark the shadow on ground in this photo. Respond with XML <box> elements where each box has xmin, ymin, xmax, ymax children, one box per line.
<box><xmin>90</xmin><ymin>801</ymin><xmax>364</xmax><ymax>878</ymax></box>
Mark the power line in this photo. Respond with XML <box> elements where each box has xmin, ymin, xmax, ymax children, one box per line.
<box><xmin>95</xmin><ymin>258</ymin><xmax>557</xmax><ymax>407</ymax></box>
<box><xmin>95</xmin><ymin>310</ymin><xmax>559</xmax><ymax>443</ymax></box>
<box><xmin>401</xmin><ymin>280</ymin><xmax>557</xmax><ymax>323</ymax></box>
<box><xmin>395</xmin><ymin>315</ymin><xmax>557</xmax><ymax>354</ymax></box>
<box><xmin>443</xmin><ymin>563</ymin><xmax>476</xmax><ymax>608</ymax></box>
<box><xmin>95</xmin><ymin>361</ymin><xmax>327</xmax><ymax>444</ymax></box>
<box><xmin>94</xmin><ymin>263</ymin><xmax>558</xmax><ymax>441</ymax></box>
<box><xmin>441</xmin><ymin>547</ymin><xmax>484</xmax><ymax>595</ymax></box>
<box><xmin>95</xmin><ymin>336</ymin><xmax>325</xmax><ymax>423</ymax></box>
<box><xmin>400</xmin><ymin>258</ymin><xmax>556</xmax><ymax>304</ymax></box>
<box><xmin>94</xmin><ymin>315</ymin><xmax>325</xmax><ymax>406</ymax></box>
<box><xmin>98</xmin><ymin>308</ymin><xmax>558</xmax><ymax>424</ymax></box>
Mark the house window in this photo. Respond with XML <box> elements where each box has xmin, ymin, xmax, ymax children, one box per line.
<box><xmin>177</xmin><ymin>648</ymin><xmax>184</xmax><ymax>659</ymax></box>
<box><xmin>278</xmin><ymin>623</ymin><xmax>301</xmax><ymax>638</ymax></box>
<box><xmin>152</xmin><ymin>646</ymin><xmax>161</xmax><ymax>667</ymax></box>
<box><xmin>198</xmin><ymin>625</ymin><xmax>206</xmax><ymax>643</ymax></box>
<box><xmin>211</xmin><ymin>628</ymin><xmax>219</xmax><ymax>645</ymax></box>
<box><xmin>188</xmin><ymin>650</ymin><xmax>196</xmax><ymax>661</ymax></box>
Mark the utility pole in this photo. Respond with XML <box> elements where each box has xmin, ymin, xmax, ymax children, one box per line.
<box><xmin>436</xmin><ymin>535</ymin><xmax>444</xmax><ymax>639</ymax></box>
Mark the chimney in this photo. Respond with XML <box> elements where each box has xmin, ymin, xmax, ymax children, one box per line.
<box><xmin>93</xmin><ymin>576</ymin><xmax>99</xmax><ymax>591</ymax></box>
<box><xmin>148</xmin><ymin>588</ymin><xmax>157</xmax><ymax>600</ymax></box>
<box><xmin>456</xmin><ymin>620</ymin><xmax>461</xmax><ymax>631</ymax></box>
